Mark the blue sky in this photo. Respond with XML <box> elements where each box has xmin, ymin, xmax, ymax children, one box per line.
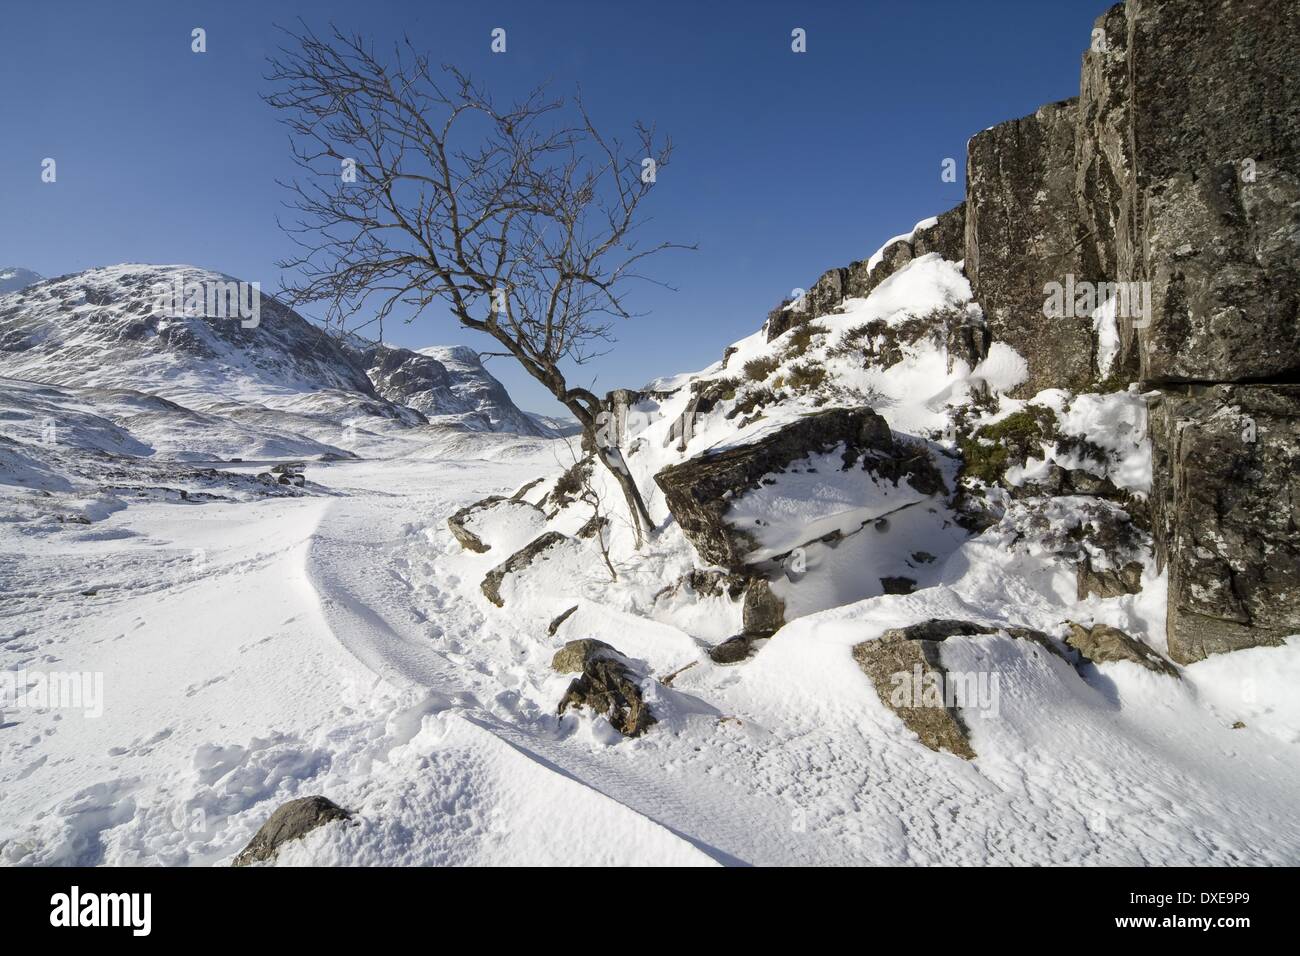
<box><xmin>0</xmin><ymin>0</ymin><xmax>1110</xmax><ymax>413</ymax></box>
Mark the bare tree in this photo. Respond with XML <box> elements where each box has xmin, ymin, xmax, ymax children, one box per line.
<box><xmin>264</xmin><ymin>25</ymin><xmax>690</xmax><ymax>546</ymax></box>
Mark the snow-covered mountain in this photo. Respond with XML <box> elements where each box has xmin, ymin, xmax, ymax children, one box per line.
<box><xmin>341</xmin><ymin>338</ymin><xmax>556</xmax><ymax>438</ymax></box>
<box><xmin>0</xmin><ymin>264</ymin><xmax>559</xmax><ymax>467</ymax></box>
<box><xmin>0</xmin><ymin>264</ymin><xmax>375</xmax><ymax>407</ymax></box>
<box><xmin>0</xmin><ymin>267</ymin><xmax>42</xmax><ymax>296</ymax></box>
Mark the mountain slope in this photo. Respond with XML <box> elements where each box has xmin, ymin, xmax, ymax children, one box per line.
<box><xmin>0</xmin><ymin>264</ymin><xmax>375</xmax><ymax>410</ymax></box>
<box><xmin>0</xmin><ymin>267</ymin><xmax>42</xmax><ymax>296</ymax></box>
<box><xmin>342</xmin><ymin>338</ymin><xmax>555</xmax><ymax>438</ymax></box>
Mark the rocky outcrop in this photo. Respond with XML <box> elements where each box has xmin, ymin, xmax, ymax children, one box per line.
<box><xmin>654</xmin><ymin>407</ymin><xmax>944</xmax><ymax>573</ymax></box>
<box><xmin>1064</xmin><ymin>622</ymin><xmax>1178</xmax><ymax>676</ymax></box>
<box><xmin>345</xmin><ymin>340</ymin><xmax>554</xmax><ymax>436</ymax></box>
<box><xmin>551</xmin><ymin>638</ymin><xmax>618</xmax><ymax>673</ymax></box>
<box><xmin>448</xmin><ymin>495</ymin><xmax>545</xmax><ymax>554</ymax></box>
<box><xmin>232</xmin><ymin>796</ymin><xmax>352</xmax><ymax>867</ymax></box>
<box><xmin>708</xmin><ymin>634</ymin><xmax>760</xmax><ymax>665</ymax></box>
<box><xmin>1076</xmin><ymin>557</ymin><xmax>1143</xmax><ymax>600</ymax></box>
<box><xmin>741</xmin><ymin>578</ymin><xmax>785</xmax><ymax>637</ymax></box>
<box><xmin>480</xmin><ymin>531</ymin><xmax>570</xmax><ymax>607</ymax></box>
<box><xmin>966</xmin><ymin>100</ymin><xmax>1094</xmax><ymax>396</ymax></box>
<box><xmin>1148</xmin><ymin>385</ymin><xmax>1300</xmax><ymax>663</ymax></box>
<box><xmin>955</xmin><ymin>1</ymin><xmax>1300</xmax><ymax>662</ymax></box>
<box><xmin>764</xmin><ymin>204</ymin><xmax>966</xmax><ymax>343</ymax></box>
<box><xmin>1127</xmin><ymin>0</ymin><xmax>1300</xmax><ymax>384</ymax></box>
<box><xmin>557</xmin><ymin>653</ymin><xmax>655</xmax><ymax>738</ymax></box>
<box><xmin>852</xmin><ymin>620</ymin><xmax>1065</xmax><ymax>761</ymax></box>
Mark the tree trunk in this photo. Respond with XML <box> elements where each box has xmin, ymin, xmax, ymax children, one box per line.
<box><xmin>596</xmin><ymin>442</ymin><xmax>654</xmax><ymax>548</ymax></box>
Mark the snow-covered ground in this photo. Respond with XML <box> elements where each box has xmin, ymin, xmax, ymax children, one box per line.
<box><xmin>4</xmin><ymin>434</ymin><xmax>1299</xmax><ymax>866</ymax></box>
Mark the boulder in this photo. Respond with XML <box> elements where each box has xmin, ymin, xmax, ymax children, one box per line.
<box><xmin>480</xmin><ymin>531</ymin><xmax>571</xmax><ymax>607</ymax></box>
<box><xmin>852</xmin><ymin>619</ymin><xmax>1066</xmax><ymax>761</ymax></box>
<box><xmin>447</xmin><ymin>495</ymin><xmax>545</xmax><ymax>554</ymax></box>
<box><xmin>547</xmin><ymin>605</ymin><xmax>579</xmax><ymax>637</ymax></box>
<box><xmin>654</xmin><ymin>407</ymin><xmax>944</xmax><ymax>573</ymax></box>
<box><xmin>1148</xmin><ymin>384</ymin><xmax>1300</xmax><ymax>663</ymax></box>
<box><xmin>1064</xmin><ymin>622</ymin><xmax>1178</xmax><ymax>677</ymax></box>
<box><xmin>966</xmin><ymin>99</ymin><xmax>1094</xmax><ymax>396</ymax></box>
<box><xmin>852</xmin><ymin>630</ymin><xmax>975</xmax><ymax>760</ymax></box>
<box><xmin>551</xmin><ymin>638</ymin><xmax>618</xmax><ymax>673</ymax></box>
<box><xmin>232</xmin><ymin>795</ymin><xmax>352</xmax><ymax>867</ymax></box>
<box><xmin>1076</xmin><ymin>557</ymin><xmax>1144</xmax><ymax>600</ymax></box>
<box><xmin>557</xmin><ymin>656</ymin><xmax>655</xmax><ymax>738</ymax></box>
<box><xmin>741</xmin><ymin>578</ymin><xmax>785</xmax><ymax>637</ymax></box>
<box><xmin>708</xmin><ymin>634</ymin><xmax>758</xmax><ymax>665</ymax></box>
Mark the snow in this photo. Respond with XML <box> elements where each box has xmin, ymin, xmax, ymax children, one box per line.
<box><xmin>4</xmin><ymin>426</ymin><xmax>1298</xmax><ymax>866</ymax></box>
<box><xmin>3</xmin><ymin>251</ymin><xmax>1299</xmax><ymax>867</ymax></box>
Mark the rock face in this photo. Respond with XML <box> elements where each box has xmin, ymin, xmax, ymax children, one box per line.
<box><xmin>1126</xmin><ymin>0</ymin><xmax>1300</xmax><ymax>384</ymax></box>
<box><xmin>1064</xmin><ymin>622</ymin><xmax>1178</xmax><ymax>676</ymax></box>
<box><xmin>480</xmin><ymin>531</ymin><xmax>570</xmax><ymax>607</ymax></box>
<box><xmin>557</xmin><ymin>655</ymin><xmax>655</xmax><ymax>738</ymax></box>
<box><xmin>955</xmin><ymin>0</ymin><xmax>1300</xmax><ymax>662</ymax></box>
<box><xmin>654</xmin><ymin>407</ymin><xmax>944</xmax><ymax>573</ymax></box>
<box><xmin>343</xmin><ymin>340</ymin><xmax>553</xmax><ymax>436</ymax></box>
<box><xmin>232</xmin><ymin>796</ymin><xmax>352</xmax><ymax>867</ymax></box>
<box><xmin>1148</xmin><ymin>385</ymin><xmax>1300</xmax><ymax>663</ymax></box>
<box><xmin>966</xmin><ymin>100</ymin><xmax>1094</xmax><ymax>397</ymax></box>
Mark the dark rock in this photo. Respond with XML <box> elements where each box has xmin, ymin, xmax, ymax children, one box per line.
<box><xmin>511</xmin><ymin>477</ymin><xmax>546</xmax><ymax>501</ymax></box>
<box><xmin>945</xmin><ymin>309</ymin><xmax>990</xmax><ymax>373</ymax></box>
<box><xmin>1148</xmin><ymin>384</ymin><xmax>1300</xmax><ymax>663</ymax></box>
<box><xmin>966</xmin><ymin>99</ymin><xmax>1093</xmax><ymax>396</ymax></box>
<box><xmin>557</xmin><ymin>657</ymin><xmax>655</xmax><ymax>738</ymax></box>
<box><xmin>911</xmin><ymin>204</ymin><xmax>968</xmax><ymax>264</ymax></box>
<box><xmin>880</xmin><ymin>576</ymin><xmax>917</xmax><ymax>595</ymax></box>
<box><xmin>708</xmin><ymin>635</ymin><xmax>758</xmax><ymax>665</ymax></box>
<box><xmin>447</xmin><ymin>495</ymin><xmax>546</xmax><ymax>554</ymax></box>
<box><xmin>232</xmin><ymin>796</ymin><xmax>352</xmax><ymax>867</ymax></box>
<box><xmin>547</xmin><ymin>605</ymin><xmax>579</xmax><ymax>637</ymax></box>
<box><xmin>1064</xmin><ymin>622</ymin><xmax>1178</xmax><ymax>677</ymax></box>
<box><xmin>1140</xmin><ymin>161</ymin><xmax>1300</xmax><ymax>383</ymax></box>
<box><xmin>1071</xmin><ymin>0</ymin><xmax>1300</xmax><ymax>384</ymax></box>
<box><xmin>764</xmin><ymin>203</ymin><xmax>965</xmax><ymax>343</ymax></box>
<box><xmin>654</xmin><ymin>407</ymin><xmax>944</xmax><ymax>573</ymax></box>
<box><xmin>480</xmin><ymin>531</ymin><xmax>570</xmax><ymax>607</ymax></box>
<box><xmin>1076</xmin><ymin>557</ymin><xmax>1144</xmax><ymax>600</ymax></box>
<box><xmin>551</xmin><ymin>638</ymin><xmax>617</xmax><ymax>673</ymax></box>
<box><xmin>653</xmin><ymin>569</ymin><xmax>748</xmax><ymax>605</ymax></box>
<box><xmin>852</xmin><ymin>632</ymin><xmax>975</xmax><ymax>760</ymax></box>
<box><xmin>576</xmin><ymin>513</ymin><xmax>608</xmax><ymax>540</ymax></box>
<box><xmin>666</xmin><ymin>378</ymin><xmax>735</xmax><ymax>452</ymax></box>
<box><xmin>741</xmin><ymin>578</ymin><xmax>785</xmax><ymax>636</ymax></box>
